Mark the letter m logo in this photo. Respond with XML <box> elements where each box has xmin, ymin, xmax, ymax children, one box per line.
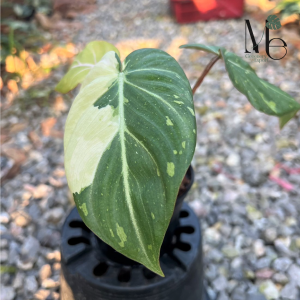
<box><xmin>245</xmin><ymin>20</ymin><xmax>259</xmax><ymax>53</ymax></box>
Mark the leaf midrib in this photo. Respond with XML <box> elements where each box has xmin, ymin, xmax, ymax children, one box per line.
<box><xmin>118</xmin><ymin>72</ymin><xmax>155</xmax><ymax>268</ymax></box>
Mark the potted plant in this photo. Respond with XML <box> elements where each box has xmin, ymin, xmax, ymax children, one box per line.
<box><xmin>56</xmin><ymin>41</ymin><xmax>300</xmax><ymax>300</ymax></box>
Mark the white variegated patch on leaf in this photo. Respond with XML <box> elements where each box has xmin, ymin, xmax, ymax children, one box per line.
<box><xmin>64</xmin><ymin>49</ymin><xmax>196</xmax><ymax>276</ymax></box>
<box><xmin>55</xmin><ymin>41</ymin><xmax>120</xmax><ymax>93</ymax></box>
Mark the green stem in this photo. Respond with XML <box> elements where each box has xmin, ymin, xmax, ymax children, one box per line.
<box><xmin>9</xmin><ymin>27</ymin><xmax>14</xmax><ymax>54</ymax></box>
<box><xmin>192</xmin><ymin>55</ymin><xmax>220</xmax><ymax>95</ymax></box>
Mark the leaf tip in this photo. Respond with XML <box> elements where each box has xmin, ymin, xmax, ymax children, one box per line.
<box><xmin>55</xmin><ymin>82</ymin><xmax>69</xmax><ymax>94</ymax></box>
<box><xmin>152</xmin><ymin>264</ymin><xmax>165</xmax><ymax>277</ymax></box>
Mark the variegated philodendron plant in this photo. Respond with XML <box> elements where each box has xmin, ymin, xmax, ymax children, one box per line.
<box><xmin>56</xmin><ymin>41</ymin><xmax>300</xmax><ymax>276</ymax></box>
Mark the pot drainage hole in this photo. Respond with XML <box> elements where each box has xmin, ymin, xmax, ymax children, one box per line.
<box><xmin>143</xmin><ymin>267</ymin><xmax>157</xmax><ymax>280</ymax></box>
<box><xmin>69</xmin><ymin>220</ymin><xmax>90</xmax><ymax>232</ymax></box>
<box><xmin>93</xmin><ymin>262</ymin><xmax>109</xmax><ymax>277</ymax></box>
<box><xmin>118</xmin><ymin>267</ymin><xmax>131</xmax><ymax>283</ymax></box>
<box><xmin>179</xmin><ymin>210</ymin><xmax>189</xmax><ymax>218</ymax></box>
<box><xmin>68</xmin><ymin>237</ymin><xmax>91</xmax><ymax>246</ymax></box>
<box><xmin>175</xmin><ymin>241</ymin><xmax>191</xmax><ymax>252</ymax></box>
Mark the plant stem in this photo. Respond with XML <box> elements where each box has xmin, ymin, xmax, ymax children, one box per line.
<box><xmin>192</xmin><ymin>55</ymin><xmax>220</xmax><ymax>95</ymax></box>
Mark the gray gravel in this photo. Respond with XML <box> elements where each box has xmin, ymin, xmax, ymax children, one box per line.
<box><xmin>1</xmin><ymin>0</ymin><xmax>300</xmax><ymax>299</ymax></box>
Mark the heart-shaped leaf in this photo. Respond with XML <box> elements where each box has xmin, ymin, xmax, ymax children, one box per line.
<box><xmin>266</xmin><ymin>15</ymin><xmax>282</xmax><ymax>30</ymax></box>
<box><xmin>220</xmin><ymin>49</ymin><xmax>300</xmax><ymax>126</ymax></box>
<box><xmin>55</xmin><ymin>41</ymin><xmax>119</xmax><ymax>93</ymax></box>
<box><xmin>180</xmin><ymin>44</ymin><xmax>300</xmax><ymax>128</ymax></box>
<box><xmin>64</xmin><ymin>49</ymin><xmax>196</xmax><ymax>275</ymax></box>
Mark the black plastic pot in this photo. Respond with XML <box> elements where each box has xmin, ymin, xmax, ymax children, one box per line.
<box><xmin>60</xmin><ymin>166</ymin><xmax>209</xmax><ymax>300</ymax></box>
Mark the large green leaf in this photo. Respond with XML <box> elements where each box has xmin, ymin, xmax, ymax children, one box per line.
<box><xmin>220</xmin><ymin>49</ymin><xmax>300</xmax><ymax>126</ymax></box>
<box><xmin>55</xmin><ymin>41</ymin><xmax>119</xmax><ymax>93</ymax></box>
<box><xmin>64</xmin><ymin>49</ymin><xmax>196</xmax><ymax>275</ymax></box>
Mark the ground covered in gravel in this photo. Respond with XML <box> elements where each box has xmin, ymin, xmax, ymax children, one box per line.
<box><xmin>1</xmin><ymin>1</ymin><xmax>300</xmax><ymax>299</ymax></box>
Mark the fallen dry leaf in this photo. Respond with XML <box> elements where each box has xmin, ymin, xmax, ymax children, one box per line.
<box><xmin>28</xmin><ymin>131</ymin><xmax>43</xmax><ymax>149</ymax></box>
<box><xmin>24</xmin><ymin>184</ymin><xmax>52</xmax><ymax>199</ymax></box>
<box><xmin>245</xmin><ymin>0</ymin><xmax>277</xmax><ymax>12</ymax></box>
<box><xmin>52</xmin><ymin>47</ymin><xmax>76</xmax><ymax>59</ymax></box>
<box><xmin>49</xmin><ymin>177</ymin><xmax>65</xmax><ymax>188</ymax></box>
<box><xmin>1</xmin><ymin>147</ymin><xmax>27</xmax><ymax>184</ymax></box>
<box><xmin>1</xmin><ymin>163</ymin><xmax>21</xmax><ymax>184</ymax></box>
<box><xmin>7</xmin><ymin>80</ymin><xmax>19</xmax><ymax>94</ymax></box>
<box><xmin>35</xmin><ymin>13</ymin><xmax>53</xmax><ymax>30</ymax></box>
<box><xmin>0</xmin><ymin>133</ymin><xmax>11</xmax><ymax>144</ymax></box>
<box><xmin>52</xmin><ymin>168</ymin><xmax>65</xmax><ymax>178</ymax></box>
<box><xmin>2</xmin><ymin>147</ymin><xmax>27</xmax><ymax>164</ymax></box>
<box><xmin>53</xmin><ymin>0</ymin><xmax>96</xmax><ymax>17</ymax></box>
<box><xmin>281</xmin><ymin>28</ymin><xmax>300</xmax><ymax>50</ymax></box>
<box><xmin>49</xmin><ymin>130</ymin><xmax>64</xmax><ymax>139</ymax></box>
<box><xmin>10</xmin><ymin>123</ymin><xmax>27</xmax><ymax>134</ymax></box>
<box><xmin>38</xmin><ymin>43</ymin><xmax>53</xmax><ymax>54</ymax></box>
<box><xmin>166</xmin><ymin>37</ymin><xmax>188</xmax><ymax>60</ymax></box>
<box><xmin>53</xmin><ymin>95</ymin><xmax>68</xmax><ymax>113</ymax></box>
<box><xmin>28</xmin><ymin>131</ymin><xmax>43</xmax><ymax>148</ymax></box>
<box><xmin>281</xmin><ymin>14</ymin><xmax>300</xmax><ymax>26</ymax></box>
<box><xmin>26</xmin><ymin>56</ymin><xmax>38</xmax><ymax>72</ymax></box>
<box><xmin>116</xmin><ymin>39</ymin><xmax>162</xmax><ymax>61</ymax></box>
<box><xmin>5</xmin><ymin>55</ymin><xmax>26</xmax><ymax>75</ymax></box>
<box><xmin>41</xmin><ymin>117</ymin><xmax>57</xmax><ymax>136</ymax></box>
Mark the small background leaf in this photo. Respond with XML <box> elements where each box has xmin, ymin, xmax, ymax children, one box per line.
<box><xmin>266</xmin><ymin>14</ymin><xmax>282</xmax><ymax>30</ymax></box>
<box><xmin>221</xmin><ymin>49</ymin><xmax>300</xmax><ymax>128</ymax></box>
<box><xmin>180</xmin><ymin>43</ymin><xmax>222</xmax><ymax>56</ymax></box>
<box><xmin>55</xmin><ymin>41</ymin><xmax>119</xmax><ymax>93</ymax></box>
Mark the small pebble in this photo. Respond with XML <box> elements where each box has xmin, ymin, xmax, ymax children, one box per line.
<box><xmin>287</xmin><ymin>264</ymin><xmax>300</xmax><ymax>288</ymax></box>
<box><xmin>280</xmin><ymin>282</ymin><xmax>298</xmax><ymax>300</ymax></box>
<box><xmin>273</xmin><ymin>273</ymin><xmax>289</xmax><ymax>285</ymax></box>
<box><xmin>222</xmin><ymin>246</ymin><xmax>239</xmax><ymax>258</ymax></box>
<box><xmin>259</xmin><ymin>280</ymin><xmax>279</xmax><ymax>300</ymax></box>
<box><xmin>0</xmin><ymin>212</ymin><xmax>10</xmax><ymax>224</ymax></box>
<box><xmin>272</xmin><ymin>257</ymin><xmax>292</xmax><ymax>272</ymax></box>
<box><xmin>253</xmin><ymin>239</ymin><xmax>266</xmax><ymax>258</ymax></box>
<box><xmin>1</xmin><ymin>286</ymin><xmax>15</xmax><ymax>300</ymax></box>
<box><xmin>39</xmin><ymin>264</ymin><xmax>52</xmax><ymax>281</ymax></box>
<box><xmin>25</xmin><ymin>275</ymin><xmax>38</xmax><ymax>294</ymax></box>
<box><xmin>0</xmin><ymin>250</ymin><xmax>9</xmax><ymax>263</ymax></box>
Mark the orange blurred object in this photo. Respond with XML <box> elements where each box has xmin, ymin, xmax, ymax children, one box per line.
<box><xmin>171</xmin><ymin>0</ymin><xmax>244</xmax><ymax>23</ymax></box>
<box><xmin>5</xmin><ymin>55</ymin><xmax>26</xmax><ymax>75</ymax></box>
<box><xmin>41</xmin><ymin>117</ymin><xmax>57</xmax><ymax>136</ymax></box>
<box><xmin>115</xmin><ymin>39</ymin><xmax>161</xmax><ymax>61</ymax></box>
<box><xmin>245</xmin><ymin>0</ymin><xmax>276</xmax><ymax>12</ymax></box>
<box><xmin>7</xmin><ymin>80</ymin><xmax>19</xmax><ymax>94</ymax></box>
<box><xmin>166</xmin><ymin>37</ymin><xmax>188</xmax><ymax>60</ymax></box>
<box><xmin>192</xmin><ymin>0</ymin><xmax>217</xmax><ymax>13</ymax></box>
